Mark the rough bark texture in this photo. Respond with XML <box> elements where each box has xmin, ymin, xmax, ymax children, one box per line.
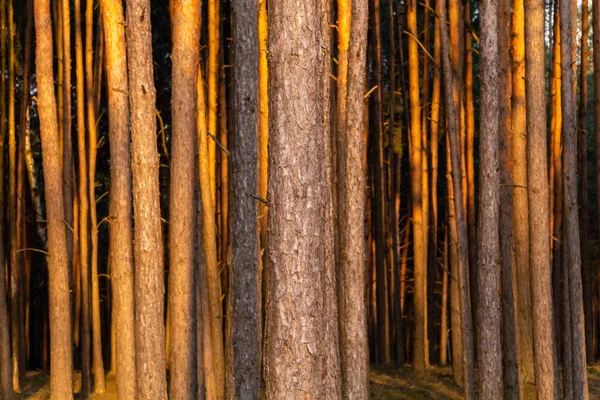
<box><xmin>439</xmin><ymin>0</ymin><xmax>475</xmax><ymax>396</ymax></box>
<box><xmin>168</xmin><ymin>0</ymin><xmax>201</xmax><ymax>397</ymax></box>
<box><xmin>594</xmin><ymin>0</ymin><xmax>600</xmax><ymax>369</ymax></box>
<box><xmin>336</xmin><ymin>0</ymin><xmax>368</xmax><ymax>396</ymax></box>
<box><xmin>511</xmin><ymin>0</ymin><xmax>536</xmax><ymax>387</ymax></box>
<box><xmin>526</xmin><ymin>0</ymin><xmax>560</xmax><ymax>398</ymax></box>
<box><xmin>228</xmin><ymin>0</ymin><xmax>261</xmax><ymax>397</ymax></box>
<box><xmin>34</xmin><ymin>0</ymin><xmax>74</xmax><ymax>396</ymax></box>
<box><xmin>475</xmin><ymin>0</ymin><xmax>503</xmax><ymax>397</ymax></box>
<box><xmin>498</xmin><ymin>0</ymin><xmax>520</xmax><ymax>396</ymax></box>
<box><xmin>265</xmin><ymin>0</ymin><xmax>343</xmax><ymax>394</ymax></box>
<box><xmin>126</xmin><ymin>0</ymin><xmax>167</xmax><ymax>397</ymax></box>
<box><xmin>560</xmin><ymin>0</ymin><xmax>590</xmax><ymax>397</ymax></box>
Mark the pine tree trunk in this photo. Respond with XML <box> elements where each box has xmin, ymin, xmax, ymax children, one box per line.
<box><xmin>126</xmin><ymin>0</ymin><xmax>167</xmax><ymax>397</ymax></box>
<box><xmin>168</xmin><ymin>0</ymin><xmax>202</xmax><ymax>397</ymax></box>
<box><xmin>559</xmin><ymin>0</ymin><xmax>590</xmax><ymax>396</ymax></box>
<box><xmin>526</xmin><ymin>0</ymin><xmax>560</xmax><ymax>397</ymax></box>
<box><xmin>34</xmin><ymin>0</ymin><xmax>74</xmax><ymax>395</ymax></box>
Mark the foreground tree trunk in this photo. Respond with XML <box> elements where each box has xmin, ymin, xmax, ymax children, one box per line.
<box><xmin>594</xmin><ymin>0</ymin><xmax>600</xmax><ymax>365</ymax></box>
<box><xmin>337</xmin><ymin>0</ymin><xmax>369</xmax><ymax>396</ymax></box>
<box><xmin>126</xmin><ymin>0</ymin><xmax>167</xmax><ymax>397</ymax></box>
<box><xmin>168</xmin><ymin>0</ymin><xmax>201</xmax><ymax>397</ymax></box>
<box><xmin>34</xmin><ymin>0</ymin><xmax>73</xmax><ymax>396</ymax></box>
<box><xmin>560</xmin><ymin>0</ymin><xmax>589</xmax><ymax>396</ymax></box>
<box><xmin>265</xmin><ymin>0</ymin><xmax>342</xmax><ymax>394</ymax></box>
<box><xmin>228</xmin><ymin>0</ymin><xmax>261</xmax><ymax>397</ymax></box>
<box><xmin>526</xmin><ymin>0</ymin><xmax>559</xmax><ymax>398</ymax></box>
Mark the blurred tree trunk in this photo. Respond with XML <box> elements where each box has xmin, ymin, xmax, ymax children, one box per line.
<box><xmin>34</xmin><ymin>0</ymin><xmax>74</xmax><ymax>396</ymax></box>
<box><xmin>594</xmin><ymin>0</ymin><xmax>600</xmax><ymax>368</ymax></box>
<box><xmin>168</xmin><ymin>0</ymin><xmax>201</xmax><ymax>397</ymax></box>
<box><xmin>126</xmin><ymin>0</ymin><xmax>167</xmax><ymax>397</ymax></box>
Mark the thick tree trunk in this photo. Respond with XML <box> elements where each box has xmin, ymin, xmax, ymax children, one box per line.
<box><xmin>336</xmin><ymin>0</ymin><xmax>368</xmax><ymax>396</ymax></box>
<box><xmin>265</xmin><ymin>0</ymin><xmax>342</xmax><ymax>394</ymax></box>
<box><xmin>594</xmin><ymin>0</ymin><xmax>600</xmax><ymax>368</ymax></box>
<box><xmin>476</xmin><ymin>0</ymin><xmax>503</xmax><ymax>397</ymax></box>
<box><xmin>228</xmin><ymin>0</ymin><xmax>261</xmax><ymax>397</ymax></box>
<box><xmin>526</xmin><ymin>0</ymin><xmax>560</xmax><ymax>397</ymax></box>
<box><xmin>34</xmin><ymin>0</ymin><xmax>74</xmax><ymax>396</ymax></box>
<box><xmin>126</xmin><ymin>0</ymin><xmax>167</xmax><ymax>397</ymax></box>
<box><xmin>560</xmin><ymin>0</ymin><xmax>590</xmax><ymax>397</ymax></box>
<box><xmin>168</xmin><ymin>0</ymin><xmax>201</xmax><ymax>397</ymax></box>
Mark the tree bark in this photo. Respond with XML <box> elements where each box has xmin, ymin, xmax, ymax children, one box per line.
<box><xmin>526</xmin><ymin>0</ymin><xmax>560</xmax><ymax>397</ymax></box>
<box><xmin>476</xmin><ymin>0</ymin><xmax>503</xmax><ymax>397</ymax></box>
<box><xmin>228</xmin><ymin>0</ymin><xmax>261</xmax><ymax>397</ymax></box>
<box><xmin>168</xmin><ymin>0</ymin><xmax>202</xmax><ymax>397</ymax></box>
<box><xmin>126</xmin><ymin>0</ymin><xmax>167</xmax><ymax>397</ymax></box>
<box><xmin>594</xmin><ymin>0</ymin><xmax>600</xmax><ymax>369</ymax></box>
<box><xmin>34</xmin><ymin>0</ymin><xmax>74</xmax><ymax>395</ymax></box>
<box><xmin>336</xmin><ymin>0</ymin><xmax>368</xmax><ymax>396</ymax></box>
<box><xmin>265</xmin><ymin>0</ymin><xmax>343</xmax><ymax>394</ymax></box>
<box><xmin>560</xmin><ymin>0</ymin><xmax>590</xmax><ymax>397</ymax></box>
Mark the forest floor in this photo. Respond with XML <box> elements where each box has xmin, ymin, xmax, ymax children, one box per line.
<box><xmin>16</xmin><ymin>365</ymin><xmax>600</xmax><ymax>399</ymax></box>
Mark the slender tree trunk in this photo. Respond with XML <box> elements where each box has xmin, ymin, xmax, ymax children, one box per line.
<box><xmin>265</xmin><ymin>0</ymin><xmax>343</xmax><ymax>394</ymax></box>
<box><xmin>207</xmin><ymin>0</ymin><xmax>219</xmax><ymax>203</ymax></box>
<box><xmin>498</xmin><ymin>0</ymin><xmax>519</xmax><ymax>396</ymax></box>
<box><xmin>34</xmin><ymin>0</ymin><xmax>74</xmax><ymax>395</ymax></box>
<box><xmin>336</xmin><ymin>0</ymin><xmax>368</xmax><ymax>395</ymax></box>
<box><xmin>126</xmin><ymin>0</ymin><xmax>167</xmax><ymax>397</ymax></box>
<box><xmin>578</xmin><ymin>0</ymin><xmax>593</xmax><ymax>365</ymax></box>
<box><xmin>476</xmin><ymin>0</ymin><xmax>503</xmax><ymax>397</ymax></box>
<box><xmin>593</xmin><ymin>0</ymin><xmax>600</xmax><ymax>369</ymax></box>
<box><xmin>407</xmin><ymin>0</ymin><xmax>427</xmax><ymax>372</ymax></box>
<box><xmin>197</xmin><ymin>67</ymin><xmax>226</xmax><ymax>399</ymax></box>
<box><xmin>440</xmin><ymin>0</ymin><xmax>475</xmax><ymax>395</ymax></box>
<box><xmin>0</xmin><ymin>4</ymin><xmax>12</xmax><ymax>393</ymax></box>
<box><xmin>560</xmin><ymin>0</ymin><xmax>589</xmax><ymax>397</ymax></box>
<box><xmin>511</xmin><ymin>0</ymin><xmax>536</xmax><ymax>388</ymax></box>
<box><xmin>168</xmin><ymin>0</ymin><xmax>201</xmax><ymax>397</ymax></box>
<box><xmin>440</xmin><ymin>229</ymin><xmax>449</xmax><ymax>366</ymax></box>
<box><xmin>75</xmin><ymin>0</ymin><xmax>92</xmax><ymax>394</ymax></box>
<box><xmin>227</xmin><ymin>1</ymin><xmax>261</xmax><ymax>397</ymax></box>
<box><xmin>526</xmin><ymin>0</ymin><xmax>560</xmax><ymax>397</ymax></box>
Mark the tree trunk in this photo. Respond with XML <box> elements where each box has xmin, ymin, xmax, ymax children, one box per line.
<box><xmin>578</xmin><ymin>0</ymin><xmax>593</xmax><ymax>365</ymax></box>
<box><xmin>34</xmin><ymin>0</ymin><xmax>74</xmax><ymax>395</ymax></box>
<box><xmin>475</xmin><ymin>0</ymin><xmax>503</xmax><ymax>396</ymax></box>
<box><xmin>227</xmin><ymin>0</ymin><xmax>261</xmax><ymax>397</ymax></box>
<box><xmin>511</xmin><ymin>0</ymin><xmax>536</xmax><ymax>388</ymax></box>
<box><xmin>407</xmin><ymin>0</ymin><xmax>427</xmax><ymax>372</ymax></box>
<box><xmin>560</xmin><ymin>0</ymin><xmax>590</xmax><ymax>396</ymax></box>
<box><xmin>168</xmin><ymin>0</ymin><xmax>202</xmax><ymax>397</ymax></box>
<box><xmin>336</xmin><ymin>0</ymin><xmax>368</xmax><ymax>396</ymax></box>
<box><xmin>593</xmin><ymin>0</ymin><xmax>600</xmax><ymax>369</ymax></box>
<box><xmin>526</xmin><ymin>0</ymin><xmax>560</xmax><ymax>397</ymax></box>
<box><xmin>498</xmin><ymin>0</ymin><xmax>519</xmax><ymax>396</ymax></box>
<box><xmin>265</xmin><ymin>0</ymin><xmax>343</xmax><ymax>394</ymax></box>
<box><xmin>126</xmin><ymin>0</ymin><xmax>167</xmax><ymax>397</ymax></box>
<box><xmin>439</xmin><ymin>0</ymin><xmax>475</xmax><ymax>395</ymax></box>
<box><xmin>74</xmin><ymin>0</ymin><xmax>92</xmax><ymax>394</ymax></box>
